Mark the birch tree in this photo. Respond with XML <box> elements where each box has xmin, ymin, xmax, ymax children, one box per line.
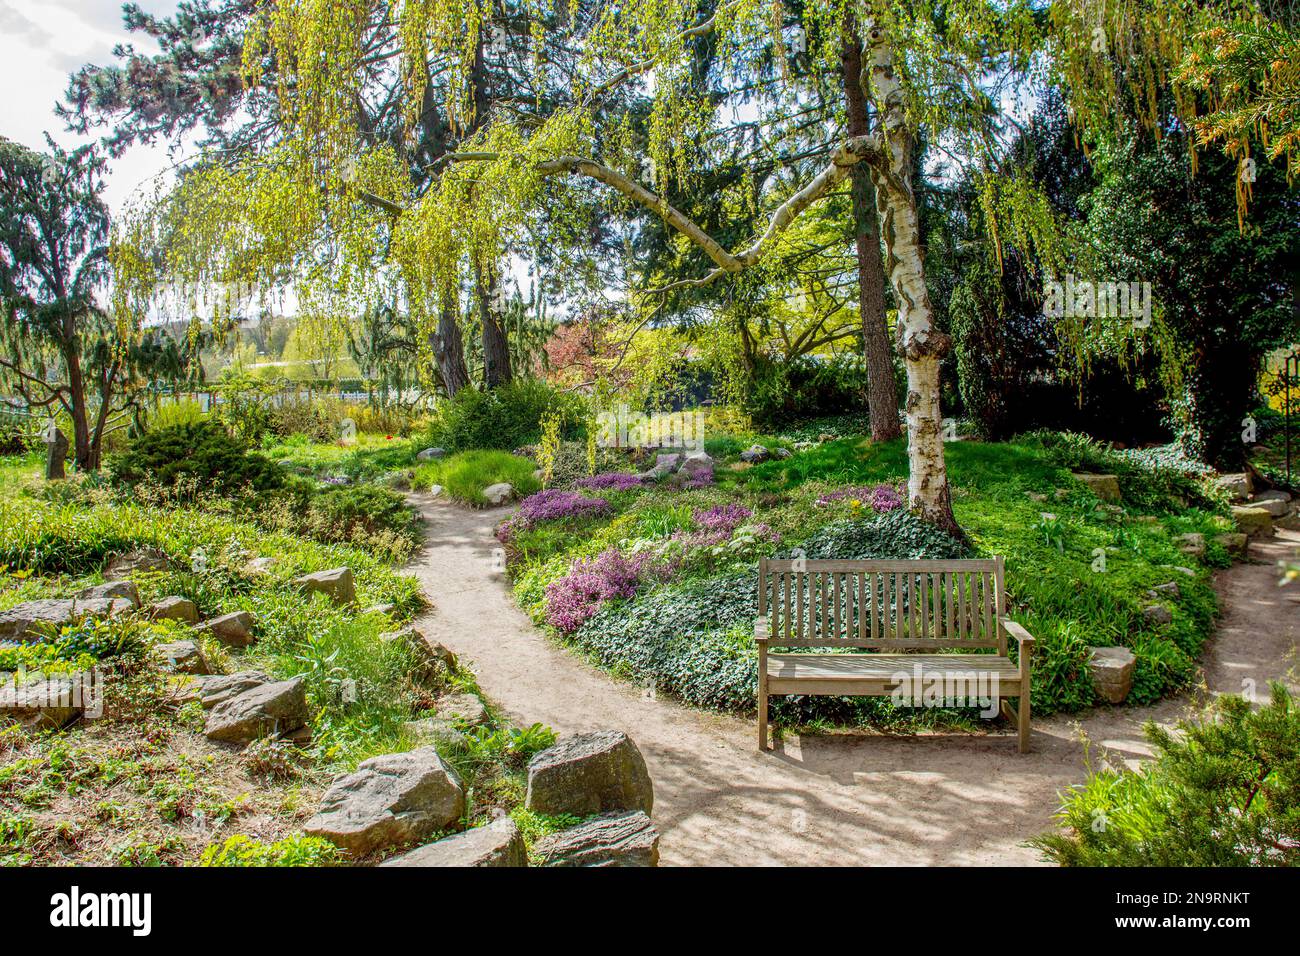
<box><xmin>100</xmin><ymin>0</ymin><xmax>1297</xmax><ymax>530</ymax></box>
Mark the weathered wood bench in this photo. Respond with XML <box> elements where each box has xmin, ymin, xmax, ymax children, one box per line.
<box><xmin>755</xmin><ymin>557</ymin><xmax>1035</xmax><ymax>752</ymax></box>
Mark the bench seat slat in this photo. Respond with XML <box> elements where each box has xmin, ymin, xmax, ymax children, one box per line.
<box><xmin>768</xmin><ymin>653</ymin><xmax>1019</xmax><ymax>678</ymax></box>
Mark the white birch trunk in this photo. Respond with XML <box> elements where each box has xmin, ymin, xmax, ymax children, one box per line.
<box><xmin>862</xmin><ymin>13</ymin><xmax>958</xmax><ymax>531</ymax></box>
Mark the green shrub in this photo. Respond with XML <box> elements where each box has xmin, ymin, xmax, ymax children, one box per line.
<box><xmin>111</xmin><ymin>421</ymin><xmax>283</xmax><ymax>495</ymax></box>
<box><xmin>146</xmin><ymin>399</ymin><xmax>206</xmax><ymax>432</ymax></box>
<box><xmin>213</xmin><ymin>393</ymin><xmax>277</xmax><ymax>445</ymax></box>
<box><xmin>0</xmin><ymin>413</ymin><xmax>42</xmax><ymax>456</ymax></box>
<box><xmin>1032</xmin><ymin>684</ymin><xmax>1300</xmax><ymax>866</ymax></box>
<box><xmin>743</xmin><ymin>355</ymin><xmax>875</xmax><ymax>428</ymax></box>
<box><xmin>268</xmin><ymin>399</ymin><xmax>335</xmax><ymax>443</ymax></box>
<box><xmin>200</xmin><ymin>833</ymin><xmax>344</xmax><ymax>867</ymax></box>
<box><xmin>422</xmin><ymin>380</ymin><xmax>587</xmax><ymax>454</ymax></box>
<box><xmin>414</xmin><ymin>450</ymin><xmax>541</xmax><ymax>506</ymax></box>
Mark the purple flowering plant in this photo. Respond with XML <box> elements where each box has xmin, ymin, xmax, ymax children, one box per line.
<box><xmin>575</xmin><ymin>472</ymin><xmax>646</xmax><ymax>492</ymax></box>
<box><xmin>815</xmin><ymin>482</ymin><xmax>904</xmax><ymax>513</ymax></box>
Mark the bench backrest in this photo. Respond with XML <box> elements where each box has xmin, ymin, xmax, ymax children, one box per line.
<box><xmin>758</xmin><ymin>557</ymin><xmax>1006</xmax><ymax>654</ymax></box>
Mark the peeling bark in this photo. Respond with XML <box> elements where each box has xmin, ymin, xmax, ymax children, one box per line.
<box><xmin>862</xmin><ymin>15</ymin><xmax>958</xmax><ymax>533</ymax></box>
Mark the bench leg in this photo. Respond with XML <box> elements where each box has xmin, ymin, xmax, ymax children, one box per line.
<box><xmin>1017</xmin><ymin>692</ymin><xmax>1031</xmax><ymax>754</ymax></box>
<box><xmin>758</xmin><ymin>686</ymin><xmax>769</xmax><ymax>751</ymax></box>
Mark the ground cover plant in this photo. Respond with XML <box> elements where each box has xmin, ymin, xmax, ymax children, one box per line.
<box><xmin>0</xmin><ymin>441</ymin><xmax>571</xmax><ymax>866</ymax></box>
<box><xmin>499</xmin><ymin>420</ymin><xmax>1232</xmax><ymax>731</ymax></box>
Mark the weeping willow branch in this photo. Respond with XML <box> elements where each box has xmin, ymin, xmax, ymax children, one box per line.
<box><xmin>587</xmin><ymin>0</ymin><xmax>747</xmax><ymax>98</ymax></box>
<box><xmin>537</xmin><ymin>134</ymin><xmax>884</xmax><ymax>292</ymax></box>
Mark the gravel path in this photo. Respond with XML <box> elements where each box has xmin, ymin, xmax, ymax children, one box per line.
<box><xmin>407</xmin><ymin>493</ymin><xmax>1300</xmax><ymax>866</ymax></box>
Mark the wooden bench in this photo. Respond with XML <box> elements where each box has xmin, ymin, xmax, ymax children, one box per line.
<box><xmin>755</xmin><ymin>557</ymin><xmax>1036</xmax><ymax>753</ymax></box>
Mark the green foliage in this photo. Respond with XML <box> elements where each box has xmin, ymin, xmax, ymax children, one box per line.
<box><xmin>414</xmin><ymin>450</ymin><xmax>541</xmax><ymax>506</ymax></box>
<box><xmin>199</xmin><ymin>833</ymin><xmax>344</xmax><ymax>867</ymax></box>
<box><xmin>1026</xmin><ymin>431</ymin><xmax>1217</xmax><ymax>512</ymax></box>
<box><xmin>743</xmin><ymin>356</ymin><xmax>873</xmax><ymax>429</ymax></box>
<box><xmin>793</xmin><ymin>510</ymin><xmax>971</xmax><ymax>561</ymax></box>
<box><xmin>1033</xmin><ymin>685</ymin><xmax>1300</xmax><ymax>866</ymax></box>
<box><xmin>111</xmin><ymin>421</ymin><xmax>283</xmax><ymax>495</ymax></box>
<box><xmin>464</xmin><ymin>723</ymin><xmax>557</xmax><ymax>768</ymax></box>
<box><xmin>422</xmin><ymin>380</ymin><xmax>587</xmax><ymax>455</ymax></box>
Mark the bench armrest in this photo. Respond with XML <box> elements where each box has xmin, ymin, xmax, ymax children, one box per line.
<box><xmin>1000</xmin><ymin>617</ymin><xmax>1035</xmax><ymax>648</ymax></box>
<box><xmin>754</xmin><ymin>617</ymin><xmax>770</xmax><ymax>643</ymax></box>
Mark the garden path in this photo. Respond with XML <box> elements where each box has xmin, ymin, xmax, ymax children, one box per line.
<box><xmin>407</xmin><ymin>493</ymin><xmax>1299</xmax><ymax>866</ymax></box>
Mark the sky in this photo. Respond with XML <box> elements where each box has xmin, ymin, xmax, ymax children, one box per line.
<box><xmin>0</xmin><ymin>0</ymin><xmax>182</xmax><ymax>214</ymax></box>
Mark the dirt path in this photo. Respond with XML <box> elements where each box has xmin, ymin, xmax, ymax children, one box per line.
<box><xmin>407</xmin><ymin>494</ymin><xmax>1300</xmax><ymax>866</ymax></box>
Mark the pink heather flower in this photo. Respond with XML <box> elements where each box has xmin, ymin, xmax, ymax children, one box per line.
<box><xmin>692</xmin><ymin>503</ymin><xmax>752</xmax><ymax>533</ymax></box>
<box><xmin>815</xmin><ymin>483</ymin><xmax>904</xmax><ymax>513</ymax></box>
<box><xmin>517</xmin><ymin>488</ymin><xmax>612</xmax><ymax>524</ymax></box>
<box><xmin>545</xmin><ymin>548</ymin><xmax>656</xmax><ymax>633</ymax></box>
<box><xmin>575</xmin><ymin>472</ymin><xmax>645</xmax><ymax>492</ymax></box>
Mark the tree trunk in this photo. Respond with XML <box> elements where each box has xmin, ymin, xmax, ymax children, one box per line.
<box><xmin>430</xmin><ymin>292</ymin><xmax>470</xmax><ymax>397</ymax></box>
<box><xmin>476</xmin><ymin>263</ymin><xmax>512</xmax><ymax>388</ymax></box>
<box><xmin>842</xmin><ymin>14</ymin><xmax>901</xmax><ymax>443</ymax></box>
<box><xmin>61</xmin><ymin>312</ymin><xmax>94</xmax><ymax>472</ymax></box>
<box><xmin>862</xmin><ymin>17</ymin><xmax>958</xmax><ymax>534</ymax></box>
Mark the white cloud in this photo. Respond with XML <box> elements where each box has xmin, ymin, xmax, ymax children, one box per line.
<box><xmin>0</xmin><ymin>0</ymin><xmax>181</xmax><ymax>214</ymax></box>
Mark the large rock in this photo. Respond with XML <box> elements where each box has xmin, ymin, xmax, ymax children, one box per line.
<box><xmin>525</xmin><ymin>730</ymin><xmax>653</xmax><ymax>817</ymax></box>
<box><xmin>1174</xmin><ymin>533</ymin><xmax>1206</xmax><ymax>558</ymax></box>
<box><xmin>194</xmin><ymin>671</ymin><xmax>270</xmax><ymax>709</ymax></box>
<box><xmin>201</xmin><ymin>611</ymin><xmax>256</xmax><ymax>648</ymax></box>
<box><xmin>1254</xmin><ymin>489</ymin><xmax>1293</xmax><ymax>505</ymax></box>
<box><xmin>1071</xmin><ymin>472</ymin><xmax>1122</xmax><ymax>503</ymax></box>
<box><xmin>380</xmin><ymin>626</ymin><xmax>456</xmax><ymax>682</ymax></box>
<box><xmin>739</xmin><ymin>445</ymin><xmax>772</xmax><ymax>465</ymax></box>
<box><xmin>678</xmin><ymin>452</ymin><xmax>714</xmax><ymax>480</ymax></box>
<box><xmin>305</xmin><ymin>747</ymin><xmax>465</xmax><ymax>855</ymax></box>
<box><xmin>71</xmin><ymin>597</ymin><xmax>134</xmax><ymax>620</ymax></box>
<box><xmin>415</xmin><ymin>447</ymin><xmax>446</xmax><ymax>461</ymax></box>
<box><xmin>432</xmin><ymin>693</ymin><xmax>487</xmax><ymax>726</ymax></box>
<box><xmin>44</xmin><ymin>426</ymin><xmax>69</xmax><ymax>480</ymax></box>
<box><xmin>643</xmin><ymin>453</ymin><xmax>682</xmax><ymax>480</ymax></box>
<box><xmin>0</xmin><ymin>674</ymin><xmax>86</xmax><ymax>729</ymax></box>
<box><xmin>104</xmin><ymin>547</ymin><xmax>171</xmax><ymax>577</ymax></box>
<box><xmin>1215</xmin><ymin>532</ymin><xmax>1250</xmax><ymax>559</ymax></box>
<box><xmin>293</xmin><ymin>567</ymin><xmax>355</xmax><ymax>606</ymax></box>
<box><xmin>1250</xmin><ymin>496</ymin><xmax>1292</xmax><ymax>518</ymax></box>
<box><xmin>153</xmin><ymin>640</ymin><xmax>209</xmax><ymax>675</ymax></box>
<box><xmin>0</xmin><ymin>596</ymin><xmax>140</xmax><ymax>642</ymax></box>
<box><xmin>533</xmin><ymin>811</ymin><xmax>660</xmax><ymax>867</ymax></box>
<box><xmin>150</xmin><ymin>596</ymin><xmax>199</xmax><ymax>624</ymax></box>
<box><xmin>1231</xmin><ymin>505</ymin><xmax>1274</xmax><ymax>539</ymax></box>
<box><xmin>482</xmin><ymin>483</ymin><xmax>515</xmax><ymax>506</ymax></box>
<box><xmin>1141</xmin><ymin>605</ymin><xmax>1173</xmax><ymax>626</ymax></box>
<box><xmin>1214</xmin><ymin>473</ymin><xmax>1252</xmax><ymax>502</ymax></box>
<box><xmin>1088</xmin><ymin>646</ymin><xmax>1136</xmax><ymax>704</ymax></box>
<box><xmin>379</xmin><ymin>816</ymin><xmax>525</xmax><ymax>868</ymax></box>
<box><xmin>76</xmin><ymin>581</ymin><xmax>141</xmax><ymax>608</ymax></box>
<box><xmin>204</xmin><ymin>677</ymin><xmax>308</xmax><ymax>744</ymax></box>
<box><xmin>0</xmin><ymin>600</ymin><xmax>76</xmax><ymax>642</ymax></box>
